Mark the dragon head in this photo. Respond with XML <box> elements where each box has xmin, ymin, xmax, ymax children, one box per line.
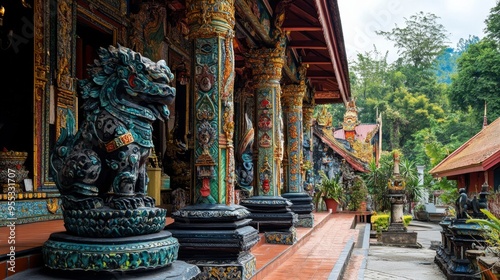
<box><xmin>79</xmin><ymin>45</ymin><xmax>176</xmax><ymax>121</ymax></box>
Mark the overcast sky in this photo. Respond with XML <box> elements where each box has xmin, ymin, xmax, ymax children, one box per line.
<box><xmin>338</xmin><ymin>0</ymin><xmax>497</xmax><ymax>63</ymax></box>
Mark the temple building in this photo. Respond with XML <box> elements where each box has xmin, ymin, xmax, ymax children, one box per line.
<box><xmin>0</xmin><ymin>0</ymin><xmax>354</xmax><ymax>278</ymax></box>
<box><xmin>430</xmin><ymin>116</ymin><xmax>500</xmax><ymax>194</ymax></box>
<box><xmin>311</xmin><ymin>100</ymin><xmax>380</xmax><ymax>182</ymax></box>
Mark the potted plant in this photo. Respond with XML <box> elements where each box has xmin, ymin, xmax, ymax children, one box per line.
<box><xmin>414</xmin><ymin>203</ymin><xmax>428</xmax><ymax>221</ymax></box>
<box><xmin>315</xmin><ymin>170</ymin><xmax>344</xmax><ymax>213</ymax></box>
<box><xmin>346</xmin><ymin>175</ymin><xmax>368</xmax><ymax>211</ymax></box>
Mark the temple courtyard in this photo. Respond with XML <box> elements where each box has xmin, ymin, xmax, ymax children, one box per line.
<box><xmin>1</xmin><ymin>213</ymin><xmax>448</xmax><ymax>280</ymax></box>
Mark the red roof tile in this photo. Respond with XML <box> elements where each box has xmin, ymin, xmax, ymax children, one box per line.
<box><xmin>430</xmin><ymin>117</ymin><xmax>500</xmax><ymax>177</ymax></box>
<box><xmin>334</xmin><ymin>124</ymin><xmax>379</xmax><ymax>142</ymax></box>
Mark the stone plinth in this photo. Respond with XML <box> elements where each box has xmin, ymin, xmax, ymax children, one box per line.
<box><xmin>380</xmin><ymin>231</ymin><xmax>419</xmax><ymax>247</ymax></box>
<box><xmin>191</xmin><ymin>253</ymin><xmax>256</xmax><ymax>280</ymax></box>
<box><xmin>43</xmin><ymin>231</ymin><xmax>179</xmax><ymax>271</ymax></box>
<box><xmin>264</xmin><ymin>226</ymin><xmax>297</xmax><ymax>245</ymax></box>
<box><xmin>435</xmin><ymin>218</ymin><xmax>485</xmax><ymax>280</ymax></box>
<box><xmin>282</xmin><ymin>192</ymin><xmax>314</xmax><ymax>228</ymax></box>
<box><xmin>166</xmin><ymin>204</ymin><xmax>260</xmax><ymax>280</ymax></box>
<box><xmin>240</xmin><ymin>196</ymin><xmax>298</xmax><ymax>244</ymax></box>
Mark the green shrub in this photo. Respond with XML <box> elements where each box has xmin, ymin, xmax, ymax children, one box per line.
<box><xmin>371</xmin><ymin>213</ymin><xmax>390</xmax><ymax>231</ymax></box>
<box><xmin>371</xmin><ymin>213</ymin><xmax>413</xmax><ymax>231</ymax></box>
<box><xmin>403</xmin><ymin>215</ymin><xmax>413</xmax><ymax>227</ymax></box>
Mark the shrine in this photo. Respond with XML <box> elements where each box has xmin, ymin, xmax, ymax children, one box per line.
<box><xmin>0</xmin><ymin>0</ymin><xmax>353</xmax><ymax>279</ymax></box>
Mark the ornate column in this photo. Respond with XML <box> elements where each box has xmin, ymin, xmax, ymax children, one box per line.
<box><xmin>167</xmin><ymin>1</ymin><xmax>260</xmax><ymax>278</ymax></box>
<box><xmin>187</xmin><ymin>0</ymin><xmax>236</xmax><ymax>205</ymax></box>
<box><xmin>281</xmin><ymin>81</ymin><xmax>314</xmax><ymax>228</ymax></box>
<box><xmin>247</xmin><ymin>42</ymin><xmax>285</xmax><ymax>196</ymax></box>
<box><xmin>302</xmin><ymin>102</ymin><xmax>315</xmax><ymax>193</ymax></box>
<box><xmin>282</xmin><ymin>83</ymin><xmax>305</xmax><ymax>193</ymax></box>
<box><xmin>302</xmin><ymin>102</ymin><xmax>315</xmax><ymax>165</ymax></box>
<box><xmin>240</xmin><ymin>40</ymin><xmax>298</xmax><ymax>245</ymax></box>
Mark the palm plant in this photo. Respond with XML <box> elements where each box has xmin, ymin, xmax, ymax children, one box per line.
<box><xmin>400</xmin><ymin>158</ymin><xmax>422</xmax><ymax>213</ymax></box>
<box><xmin>467</xmin><ymin>209</ymin><xmax>500</xmax><ymax>255</ymax></box>
<box><xmin>314</xmin><ymin>170</ymin><xmax>345</xmax><ymax>211</ymax></box>
<box><xmin>316</xmin><ymin>170</ymin><xmax>344</xmax><ymax>202</ymax></box>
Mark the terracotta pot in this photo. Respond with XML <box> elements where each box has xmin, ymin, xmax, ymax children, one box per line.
<box><xmin>357</xmin><ymin>201</ymin><xmax>367</xmax><ymax>212</ymax></box>
<box><xmin>324</xmin><ymin>198</ymin><xmax>339</xmax><ymax>213</ymax></box>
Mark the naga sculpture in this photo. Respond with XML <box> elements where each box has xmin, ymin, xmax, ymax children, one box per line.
<box><xmin>51</xmin><ymin>45</ymin><xmax>175</xmax><ymax>217</ymax></box>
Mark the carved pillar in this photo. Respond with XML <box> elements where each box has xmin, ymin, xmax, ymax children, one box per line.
<box><xmin>33</xmin><ymin>0</ymin><xmax>50</xmax><ymax>189</ymax></box>
<box><xmin>282</xmin><ymin>83</ymin><xmax>306</xmax><ymax>193</ymax></box>
<box><xmin>281</xmin><ymin>82</ymin><xmax>314</xmax><ymax>228</ymax></box>
<box><xmin>55</xmin><ymin>0</ymin><xmax>77</xmax><ymax>141</ymax></box>
<box><xmin>303</xmin><ymin>102</ymin><xmax>315</xmax><ymax>161</ymax></box>
<box><xmin>187</xmin><ymin>0</ymin><xmax>236</xmax><ymax>205</ymax></box>
<box><xmin>247</xmin><ymin>42</ymin><xmax>285</xmax><ymax>197</ymax></box>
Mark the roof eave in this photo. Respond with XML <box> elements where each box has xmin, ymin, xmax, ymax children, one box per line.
<box><xmin>314</xmin><ymin>0</ymin><xmax>350</xmax><ymax>105</ymax></box>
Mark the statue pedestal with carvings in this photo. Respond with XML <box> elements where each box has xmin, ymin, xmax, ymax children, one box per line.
<box><xmin>380</xmin><ymin>152</ymin><xmax>418</xmax><ymax>247</ymax></box>
<box><xmin>240</xmin><ymin>196</ymin><xmax>298</xmax><ymax>245</ymax></box>
<box><xmin>166</xmin><ymin>204</ymin><xmax>260</xmax><ymax>280</ymax></box>
<box><xmin>41</xmin><ymin>46</ymin><xmax>199</xmax><ymax>278</ymax></box>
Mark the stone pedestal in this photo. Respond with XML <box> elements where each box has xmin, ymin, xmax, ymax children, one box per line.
<box><xmin>190</xmin><ymin>253</ymin><xmax>256</xmax><ymax>280</ymax></box>
<box><xmin>166</xmin><ymin>204</ymin><xmax>260</xmax><ymax>280</ymax></box>
<box><xmin>282</xmin><ymin>192</ymin><xmax>314</xmax><ymax>227</ymax></box>
<box><xmin>43</xmin><ymin>231</ymin><xmax>179</xmax><ymax>271</ymax></box>
<box><xmin>380</xmin><ymin>189</ymin><xmax>419</xmax><ymax>247</ymax></box>
<box><xmin>435</xmin><ymin>218</ymin><xmax>485</xmax><ymax>279</ymax></box>
<box><xmin>240</xmin><ymin>196</ymin><xmax>298</xmax><ymax>245</ymax></box>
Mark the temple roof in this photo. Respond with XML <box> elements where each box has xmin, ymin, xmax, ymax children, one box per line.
<box><xmin>430</xmin><ymin>117</ymin><xmax>500</xmax><ymax>178</ymax></box>
<box><xmin>230</xmin><ymin>0</ymin><xmax>350</xmax><ymax>105</ymax></box>
<box><xmin>282</xmin><ymin>0</ymin><xmax>351</xmax><ymax>105</ymax></box>
<box><xmin>334</xmin><ymin>124</ymin><xmax>379</xmax><ymax>143</ymax></box>
<box><xmin>313</xmin><ymin>126</ymin><xmax>369</xmax><ymax>172</ymax></box>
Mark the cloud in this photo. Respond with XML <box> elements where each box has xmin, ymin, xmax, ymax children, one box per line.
<box><xmin>338</xmin><ymin>0</ymin><xmax>496</xmax><ymax>62</ymax></box>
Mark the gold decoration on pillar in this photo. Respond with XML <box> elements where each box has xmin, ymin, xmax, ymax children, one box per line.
<box><xmin>282</xmin><ymin>83</ymin><xmax>306</xmax><ymax>109</ymax></box>
<box><xmin>247</xmin><ymin>38</ymin><xmax>286</xmax><ymax>84</ymax></box>
<box><xmin>303</xmin><ymin>103</ymin><xmax>315</xmax><ymax>132</ymax></box>
<box><xmin>186</xmin><ymin>0</ymin><xmax>235</xmax><ymax>38</ymax></box>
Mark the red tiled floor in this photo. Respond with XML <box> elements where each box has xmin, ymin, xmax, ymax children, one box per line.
<box><xmin>0</xmin><ymin>214</ymin><xmax>362</xmax><ymax>279</ymax></box>
<box><xmin>0</xmin><ymin>220</ymin><xmax>65</xmax><ymax>255</ymax></box>
<box><xmin>253</xmin><ymin>212</ymin><xmax>359</xmax><ymax>280</ymax></box>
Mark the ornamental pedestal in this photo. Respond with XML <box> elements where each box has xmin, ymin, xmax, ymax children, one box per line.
<box><xmin>282</xmin><ymin>193</ymin><xmax>313</xmax><ymax>228</ymax></box>
<box><xmin>166</xmin><ymin>204</ymin><xmax>260</xmax><ymax>280</ymax></box>
<box><xmin>240</xmin><ymin>196</ymin><xmax>298</xmax><ymax>245</ymax></box>
<box><xmin>42</xmin><ymin>46</ymin><xmax>198</xmax><ymax>279</ymax></box>
<box><xmin>380</xmin><ymin>152</ymin><xmax>418</xmax><ymax>247</ymax></box>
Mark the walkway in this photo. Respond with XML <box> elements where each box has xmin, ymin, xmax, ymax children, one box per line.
<box><xmin>1</xmin><ymin>212</ymin><xmax>364</xmax><ymax>279</ymax></box>
<box><xmin>253</xmin><ymin>212</ymin><xmax>359</xmax><ymax>280</ymax></box>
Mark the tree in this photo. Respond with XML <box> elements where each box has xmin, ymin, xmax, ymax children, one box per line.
<box><xmin>449</xmin><ymin>39</ymin><xmax>500</xmax><ymax>122</ymax></box>
<box><xmin>376</xmin><ymin>11</ymin><xmax>449</xmax><ymax>70</ymax></box>
<box><xmin>485</xmin><ymin>1</ymin><xmax>500</xmax><ymax>43</ymax></box>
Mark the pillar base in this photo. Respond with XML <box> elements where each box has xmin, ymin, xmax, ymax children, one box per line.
<box><xmin>188</xmin><ymin>252</ymin><xmax>256</xmax><ymax>280</ymax></box>
<box><xmin>166</xmin><ymin>204</ymin><xmax>259</xmax><ymax>268</ymax></box>
<box><xmin>265</xmin><ymin>226</ymin><xmax>297</xmax><ymax>245</ymax></box>
<box><xmin>296</xmin><ymin>213</ymin><xmax>314</xmax><ymax>228</ymax></box>
<box><xmin>240</xmin><ymin>196</ymin><xmax>298</xmax><ymax>232</ymax></box>
<box><xmin>42</xmin><ymin>231</ymin><xmax>179</xmax><ymax>271</ymax></box>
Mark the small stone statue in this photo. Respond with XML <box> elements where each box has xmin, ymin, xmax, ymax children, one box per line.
<box><xmin>455</xmin><ymin>188</ymin><xmax>470</xmax><ymax>219</ymax></box>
